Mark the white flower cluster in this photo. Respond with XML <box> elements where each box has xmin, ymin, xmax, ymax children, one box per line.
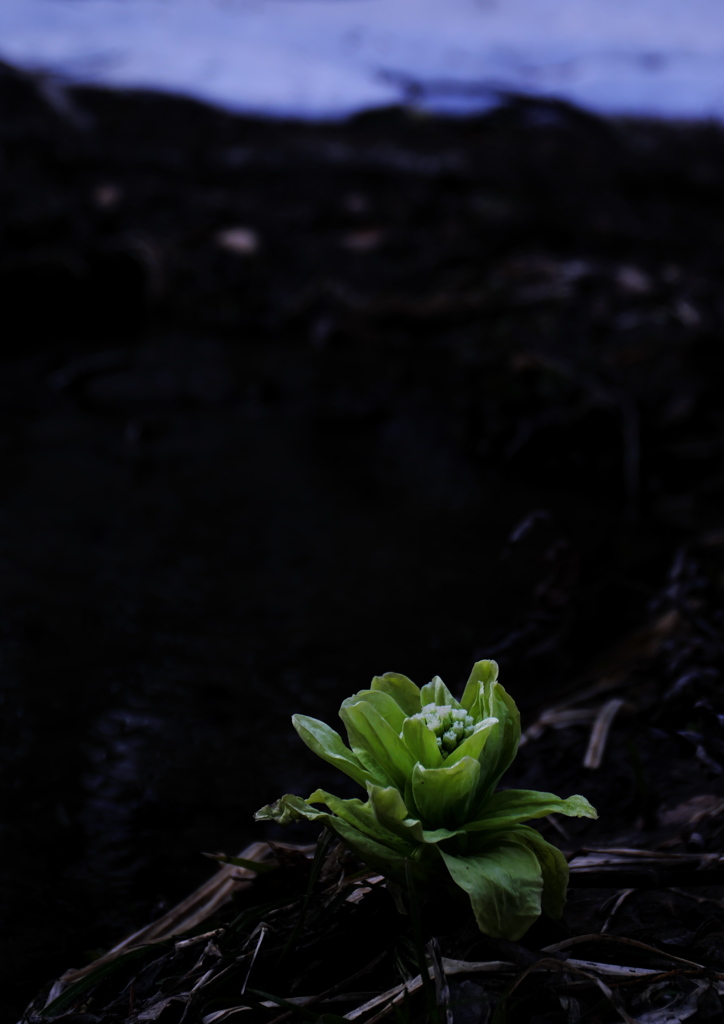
<box><xmin>411</xmin><ymin>703</ymin><xmax>476</xmax><ymax>753</ymax></box>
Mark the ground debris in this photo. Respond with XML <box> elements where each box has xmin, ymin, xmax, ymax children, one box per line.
<box><xmin>7</xmin><ymin>63</ymin><xmax>724</xmax><ymax>1024</ymax></box>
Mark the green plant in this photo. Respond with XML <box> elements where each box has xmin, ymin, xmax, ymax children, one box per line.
<box><xmin>256</xmin><ymin>660</ymin><xmax>596</xmax><ymax>940</ymax></box>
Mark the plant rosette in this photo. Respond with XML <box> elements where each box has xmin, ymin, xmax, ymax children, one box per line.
<box><xmin>256</xmin><ymin>660</ymin><xmax>596</xmax><ymax>940</ymax></box>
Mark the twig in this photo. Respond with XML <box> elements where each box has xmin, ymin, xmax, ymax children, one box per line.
<box><xmin>601</xmin><ymin>889</ymin><xmax>636</xmax><ymax>933</ymax></box>
<box><xmin>584</xmin><ymin>698</ymin><xmax>625</xmax><ymax>768</ymax></box>
<box><xmin>542</xmin><ymin>932</ymin><xmax>708</xmax><ymax>971</ymax></box>
<box><xmin>241</xmin><ymin>925</ymin><xmax>267</xmax><ymax>995</ymax></box>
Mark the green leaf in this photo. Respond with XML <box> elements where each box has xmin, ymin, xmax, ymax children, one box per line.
<box><xmin>411</xmin><ymin>756</ymin><xmax>481</xmax><ymax>829</ymax></box>
<box><xmin>420</xmin><ymin>675</ymin><xmax>460</xmax><ymax>710</ymax></box>
<box><xmin>292</xmin><ymin>715</ymin><xmax>376</xmax><ymax>790</ymax></box>
<box><xmin>339</xmin><ymin>700</ymin><xmax>416</xmax><ymax>791</ymax></box>
<box><xmin>465</xmin><ymin>789</ymin><xmax>598</xmax><ymax>830</ymax></box>
<box><xmin>509</xmin><ymin>825</ymin><xmax>570</xmax><ymax>920</ymax></box>
<box><xmin>402</xmin><ymin>714</ymin><xmax>443</xmax><ymax>769</ymax></box>
<box><xmin>262</xmin><ymin>790</ymin><xmax>414</xmax><ymax>883</ymax></box>
<box><xmin>340</xmin><ymin>689</ymin><xmax>407</xmax><ymax>736</ymax></box>
<box><xmin>421</xmin><ymin>825</ymin><xmax>466</xmax><ymax>844</ymax></box>
<box><xmin>473</xmin><ymin>682</ymin><xmax>521</xmax><ymax>804</ymax></box>
<box><xmin>441</xmin><ymin>715</ymin><xmax>498</xmax><ymax>768</ymax></box>
<box><xmin>307</xmin><ymin>805</ymin><xmax>413</xmax><ymax>882</ymax></box>
<box><xmin>460</xmin><ymin>660</ymin><xmax>499</xmax><ymax>714</ymax></box>
<box><xmin>347</xmin><ymin>743</ymin><xmax>393</xmax><ymax>788</ymax></box>
<box><xmin>371</xmin><ymin>672</ymin><xmax>421</xmax><ymax>716</ymax></box>
<box><xmin>439</xmin><ymin>835</ymin><xmax>543</xmax><ymax>940</ymax></box>
<box><xmin>308</xmin><ymin>789</ymin><xmax>414</xmax><ymax>855</ymax></box>
<box><xmin>368</xmin><ymin>784</ymin><xmax>425</xmax><ymax>843</ymax></box>
<box><xmin>256</xmin><ymin>793</ymin><xmax>323</xmax><ymax>826</ymax></box>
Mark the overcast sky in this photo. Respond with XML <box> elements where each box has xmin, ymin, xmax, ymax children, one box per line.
<box><xmin>2</xmin><ymin>0</ymin><xmax>724</xmax><ymax>120</ymax></box>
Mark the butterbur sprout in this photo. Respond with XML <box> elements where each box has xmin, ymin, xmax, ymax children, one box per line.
<box><xmin>256</xmin><ymin>660</ymin><xmax>597</xmax><ymax>940</ymax></box>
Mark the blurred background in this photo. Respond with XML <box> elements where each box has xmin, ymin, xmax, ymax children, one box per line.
<box><xmin>4</xmin><ymin>1</ymin><xmax>724</xmax><ymax>1017</ymax></box>
<box><xmin>4</xmin><ymin>0</ymin><xmax>724</xmax><ymax>120</ymax></box>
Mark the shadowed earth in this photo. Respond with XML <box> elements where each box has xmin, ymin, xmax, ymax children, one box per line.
<box><xmin>3</xmin><ymin>66</ymin><xmax>724</xmax><ymax>1017</ymax></box>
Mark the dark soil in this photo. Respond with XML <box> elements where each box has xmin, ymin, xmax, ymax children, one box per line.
<box><xmin>4</xmin><ymin>62</ymin><xmax>724</xmax><ymax>1021</ymax></box>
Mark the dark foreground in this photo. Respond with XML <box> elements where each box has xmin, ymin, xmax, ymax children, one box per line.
<box><xmin>3</xmin><ymin>63</ymin><xmax>724</xmax><ymax>1020</ymax></box>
